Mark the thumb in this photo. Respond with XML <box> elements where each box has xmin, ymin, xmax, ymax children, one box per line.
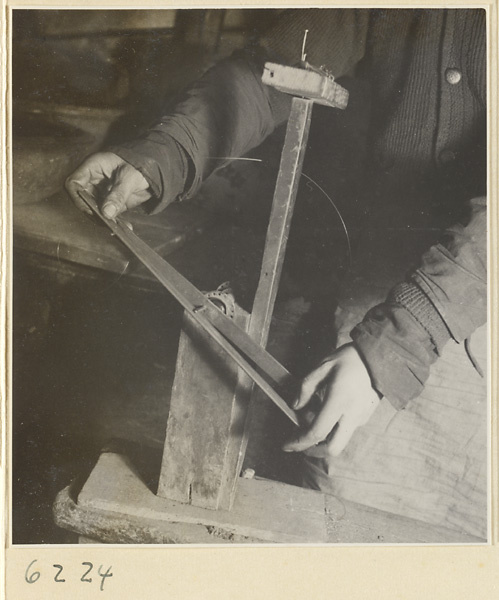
<box><xmin>102</xmin><ymin>186</ymin><xmax>128</xmax><ymax>220</ymax></box>
<box><xmin>101</xmin><ymin>164</ymin><xmax>138</xmax><ymax>219</ymax></box>
<box><xmin>102</xmin><ymin>164</ymin><xmax>150</xmax><ymax>219</ymax></box>
<box><xmin>293</xmin><ymin>358</ymin><xmax>336</xmax><ymax>410</ymax></box>
<box><xmin>65</xmin><ymin>163</ymin><xmax>93</xmax><ymax>215</ymax></box>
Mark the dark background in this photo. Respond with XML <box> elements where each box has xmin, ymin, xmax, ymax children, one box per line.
<box><xmin>12</xmin><ymin>9</ymin><xmax>367</xmax><ymax>544</ymax></box>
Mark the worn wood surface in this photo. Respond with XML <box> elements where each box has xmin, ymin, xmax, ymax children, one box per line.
<box><xmin>224</xmin><ymin>97</ymin><xmax>314</xmax><ymax>507</ymax></box>
<box><xmin>76</xmin><ymin>451</ymin><xmax>328</xmax><ymax>543</ymax></box>
<box><xmin>262</xmin><ymin>63</ymin><xmax>349</xmax><ymax>109</ymax></box>
<box><xmin>248</xmin><ymin>98</ymin><xmax>314</xmax><ymax>348</ymax></box>
<box><xmin>158</xmin><ymin>98</ymin><xmax>314</xmax><ymax>511</ymax></box>
<box><xmin>54</xmin><ymin>450</ymin><xmax>484</xmax><ymax>544</ymax></box>
<box><xmin>157</xmin><ymin>305</ymin><xmax>253</xmax><ymax>510</ymax></box>
<box><xmin>13</xmin><ymin>191</ymin><xmax>216</xmax><ymax>279</ymax></box>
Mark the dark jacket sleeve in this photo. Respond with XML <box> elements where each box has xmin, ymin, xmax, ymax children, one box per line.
<box><xmin>108</xmin><ymin>9</ymin><xmax>370</xmax><ymax>212</ymax></box>
<box><xmin>351</xmin><ymin>196</ymin><xmax>487</xmax><ymax>409</ymax></box>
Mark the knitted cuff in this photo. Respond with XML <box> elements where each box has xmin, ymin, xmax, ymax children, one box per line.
<box><xmin>388</xmin><ymin>281</ymin><xmax>451</xmax><ymax>354</ymax></box>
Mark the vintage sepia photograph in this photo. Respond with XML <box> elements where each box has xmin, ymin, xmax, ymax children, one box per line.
<box><xmin>10</xmin><ymin>7</ymin><xmax>488</xmax><ymax>547</ymax></box>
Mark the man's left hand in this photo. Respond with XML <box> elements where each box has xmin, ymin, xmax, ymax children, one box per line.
<box><xmin>283</xmin><ymin>343</ymin><xmax>381</xmax><ymax>457</ymax></box>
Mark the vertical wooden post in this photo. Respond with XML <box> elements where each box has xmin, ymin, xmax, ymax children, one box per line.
<box><xmin>219</xmin><ymin>98</ymin><xmax>314</xmax><ymax>508</ymax></box>
<box><xmin>157</xmin><ymin>293</ymin><xmax>252</xmax><ymax>510</ymax></box>
<box><xmin>157</xmin><ymin>98</ymin><xmax>314</xmax><ymax>510</ymax></box>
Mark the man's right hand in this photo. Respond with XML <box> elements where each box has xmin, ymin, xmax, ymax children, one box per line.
<box><xmin>65</xmin><ymin>152</ymin><xmax>152</xmax><ymax>219</ymax></box>
<box><xmin>282</xmin><ymin>344</ymin><xmax>381</xmax><ymax>457</ymax></box>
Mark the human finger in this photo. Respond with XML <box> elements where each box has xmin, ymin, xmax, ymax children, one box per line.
<box><xmin>102</xmin><ymin>164</ymin><xmax>150</xmax><ymax>219</ymax></box>
<box><xmin>65</xmin><ymin>162</ymin><xmax>95</xmax><ymax>214</ymax></box>
<box><xmin>282</xmin><ymin>397</ymin><xmax>343</xmax><ymax>453</ymax></box>
<box><xmin>293</xmin><ymin>358</ymin><xmax>337</xmax><ymax>410</ymax></box>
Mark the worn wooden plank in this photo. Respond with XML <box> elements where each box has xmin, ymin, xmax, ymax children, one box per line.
<box><xmin>263</xmin><ymin>63</ymin><xmax>349</xmax><ymax>109</ymax></box>
<box><xmin>13</xmin><ymin>190</ymin><xmax>217</xmax><ymax>277</ymax></box>
<box><xmin>250</xmin><ymin>98</ymin><xmax>314</xmax><ymax>346</ymax></box>
<box><xmin>55</xmin><ymin>450</ymin><xmax>483</xmax><ymax>544</ymax></box>
<box><xmin>157</xmin><ymin>303</ymin><xmax>252</xmax><ymax>509</ymax></box>
<box><xmin>75</xmin><ymin>451</ymin><xmax>329</xmax><ymax>543</ymax></box>
<box><xmin>323</xmin><ymin>495</ymin><xmax>484</xmax><ymax>544</ymax></box>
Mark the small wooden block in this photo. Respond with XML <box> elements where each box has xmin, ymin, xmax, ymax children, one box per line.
<box><xmin>157</xmin><ymin>304</ymin><xmax>253</xmax><ymax>511</ymax></box>
<box><xmin>262</xmin><ymin>62</ymin><xmax>349</xmax><ymax>109</ymax></box>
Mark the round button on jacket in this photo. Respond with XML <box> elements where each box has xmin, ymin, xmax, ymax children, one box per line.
<box><xmin>445</xmin><ymin>68</ymin><xmax>462</xmax><ymax>84</ymax></box>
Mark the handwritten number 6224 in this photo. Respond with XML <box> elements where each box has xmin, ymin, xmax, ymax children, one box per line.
<box><xmin>25</xmin><ymin>560</ymin><xmax>113</xmax><ymax>591</ymax></box>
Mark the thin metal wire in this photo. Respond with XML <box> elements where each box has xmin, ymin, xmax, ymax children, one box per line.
<box><xmin>301</xmin><ymin>29</ymin><xmax>309</xmax><ymax>63</ymax></box>
<box><xmin>204</xmin><ymin>157</ymin><xmax>352</xmax><ymax>264</ymax></box>
<box><xmin>301</xmin><ymin>171</ymin><xmax>352</xmax><ymax>266</ymax></box>
<box><xmin>206</xmin><ymin>156</ymin><xmax>263</xmax><ymax>162</ymax></box>
<box><xmin>92</xmin><ymin>260</ymin><xmax>131</xmax><ymax>295</ymax></box>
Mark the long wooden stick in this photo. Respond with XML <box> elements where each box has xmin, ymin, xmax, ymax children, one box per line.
<box><xmin>226</xmin><ymin>98</ymin><xmax>314</xmax><ymax>503</ymax></box>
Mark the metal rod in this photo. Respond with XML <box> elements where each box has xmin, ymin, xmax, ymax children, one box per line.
<box><xmin>78</xmin><ymin>189</ymin><xmax>299</xmax><ymax>425</ymax></box>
